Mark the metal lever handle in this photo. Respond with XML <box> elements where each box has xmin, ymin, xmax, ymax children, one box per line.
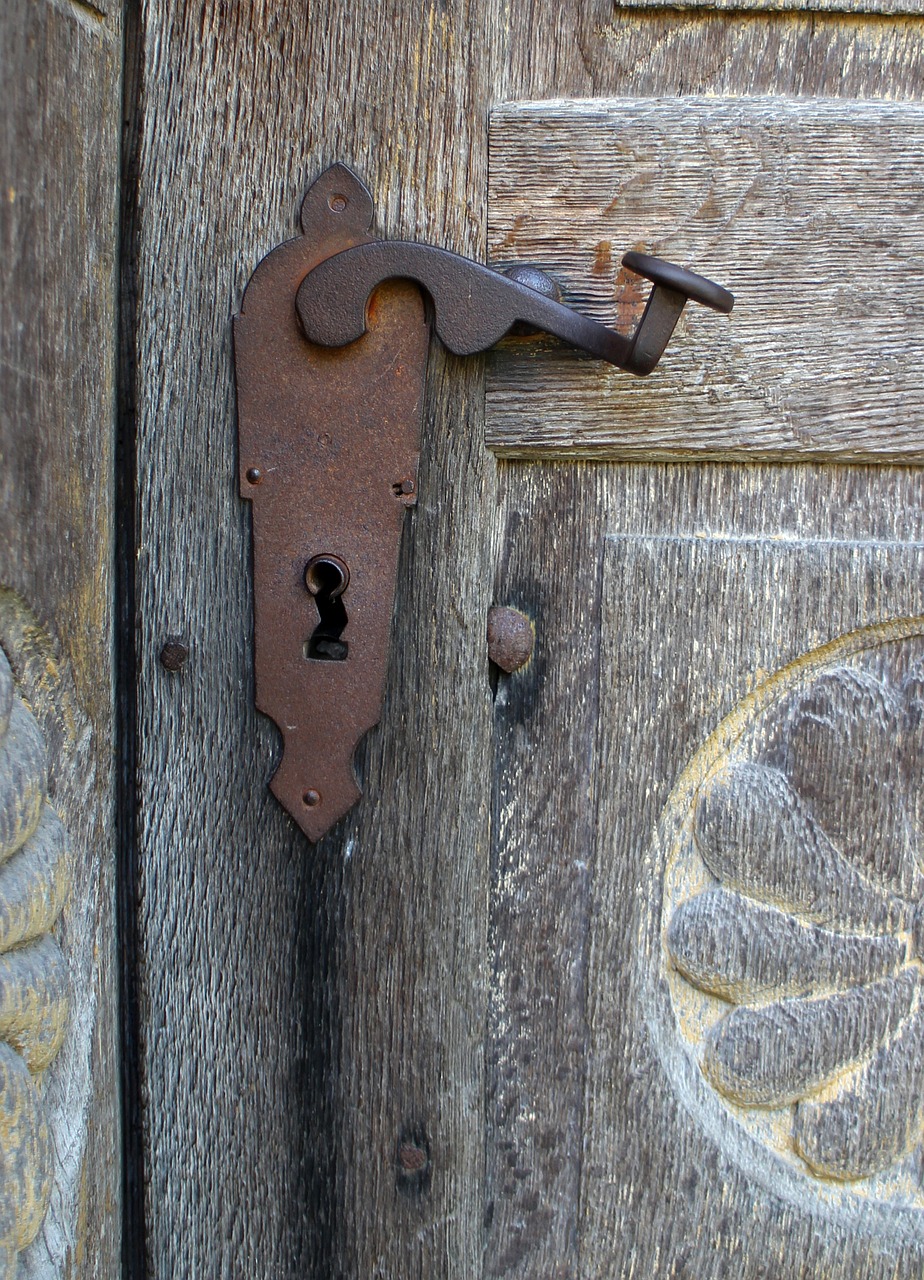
<box><xmin>296</xmin><ymin>240</ymin><xmax>732</xmax><ymax>377</ymax></box>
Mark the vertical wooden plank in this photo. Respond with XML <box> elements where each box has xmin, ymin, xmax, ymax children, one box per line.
<box><xmin>128</xmin><ymin>1</ymin><xmax>501</xmax><ymax>1274</ymax></box>
<box><xmin>0</xmin><ymin>0</ymin><xmax>122</xmax><ymax>1274</ymax></box>
<box><xmin>481</xmin><ymin>17</ymin><xmax>612</xmax><ymax>1274</ymax></box>
<box><xmin>482</xmin><ymin>5</ymin><xmax>924</xmax><ymax>1276</ymax></box>
<box><xmin>484</xmin><ymin>465</ymin><xmax>603</xmax><ymax>1279</ymax></box>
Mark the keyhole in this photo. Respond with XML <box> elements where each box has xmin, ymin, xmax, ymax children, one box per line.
<box><xmin>305</xmin><ymin>555</ymin><xmax>350</xmax><ymax>661</ymax></box>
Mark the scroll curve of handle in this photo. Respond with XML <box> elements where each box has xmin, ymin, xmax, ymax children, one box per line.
<box><xmin>296</xmin><ymin>240</ymin><xmax>733</xmax><ymax>376</ymax></box>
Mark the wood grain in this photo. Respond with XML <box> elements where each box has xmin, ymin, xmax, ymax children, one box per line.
<box><xmin>704</xmin><ymin>970</ymin><xmax>921</xmax><ymax>1106</ymax></box>
<box><xmin>0</xmin><ymin>650</ymin><xmax>71</xmax><ymax>1267</ymax></box>
<box><xmin>128</xmin><ymin>2</ymin><xmax>499</xmax><ymax>1275</ymax></box>
<box><xmin>485</xmin><ymin>466</ymin><xmax>603</xmax><ymax>1279</ymax></box>
<box><xmin>584</xmin><ymin>534</ymin><xmax>924</xmax><ymax>1276</ymax></box>
<box><xmin>664</xmin><ymin>649</ymin><xmax>924</xmax><ymax>1185</ymax></box>
<box><xmin>487</xmin><ymin>97</ymin><xmax>924</xmax><ymax>460</ymax></box>
<box><xmin>482</xmin><ymin>8</ymin><xmax>924</xmax><ymax>1272</ymax></box>
<box><xmin>667</xmin><ymin>889</ymin><xmax>905</xmax><ymax>1002</ymax></box>
<box><xmin>485</xmin><ymin>462</ymin><xmax>924</xmax><ymax>1278</ymax></box>
<box><xmin>124</xmin><ymin>0</ymin><xmax>924</xmax><ymax>1276</ymax></box>
<box><xmin>692</xmin><ymin>762</ymin><xmax>908</xmax><ymax>931</ymax></box>
<box><xmin>503</xmin><ymin>9</ymin><xmax>924</xmax><ymax>135</ymax></box>
<box><xmin>794</xmin><ymin>1002</ymin><xmax>924</xmax><ymax>1179</ymax></box>
<box><xmin>0</xmin><ymin>1</ymin><xmax>121</xmax><ymax>1274</ymax></box>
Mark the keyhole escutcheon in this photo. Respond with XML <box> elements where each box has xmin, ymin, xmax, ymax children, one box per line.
<box><xmin>305</xmin><ymin>555</ymin><xmax>350</xmax><ymax>660</ymax></box>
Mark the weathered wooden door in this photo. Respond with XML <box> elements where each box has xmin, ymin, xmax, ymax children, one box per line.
<box><xmin>6</xmin><ymin>0</ymin><xmax>924</xmax><ymax>1276</ymax></box>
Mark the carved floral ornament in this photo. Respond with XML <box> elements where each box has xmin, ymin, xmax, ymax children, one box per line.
<box><xmin>0</xmin><ymin>641</ymin><xmax>70</xmax><ymax>1269</ymax></box>
<box><xmin>661</xmin><ymin>628</ymin><xmax>924</xmax><ymax>1209</ymax></box>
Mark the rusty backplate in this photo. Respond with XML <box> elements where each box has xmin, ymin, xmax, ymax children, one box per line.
<box><xmin>234</xmin><ymin>165</ymin><xmax>429</xmax><ymax>841</ymax></box>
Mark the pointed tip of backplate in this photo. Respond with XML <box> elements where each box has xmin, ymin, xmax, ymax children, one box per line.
<box><xmin>270</xmin><ymin>738</ymin><xmax>363</xmax><ymax>844</ymax></box>
<box><xmin>300</xmin><ymin>164</ymin><xmax>374</xmax><ymax>238</ymax></box>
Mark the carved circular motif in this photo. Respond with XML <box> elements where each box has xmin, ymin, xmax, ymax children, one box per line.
<box><xmin>0</xmin><ymin>641</ymin><xmax>70</xmax><ymax>1266</ymax></box>
<box><xmin>662</xmin><ymin>628</ymin><xmax>924</xmax><ymax>1210</ymax></box>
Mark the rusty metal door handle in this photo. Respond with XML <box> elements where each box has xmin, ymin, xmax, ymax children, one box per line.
<box><xmin>234</xmin><ymin>164</ymin><xmax>733</xmax><ymax>842</ymax></box>
<box><xmin>296</xmin><ymin>240</ymin><xmax>732</xmax><ymax>376</ymax></box>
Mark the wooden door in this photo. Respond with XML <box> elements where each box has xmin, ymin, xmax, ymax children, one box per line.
<box><xmin>1</xmin><ymin>2</ymin><xmax>122</xmax><ymax>1275</ymax></box>
<box><xmin>7</xmin><ymin>0</ymin><xmax>924</xmax><ymax>1276</ymax></box>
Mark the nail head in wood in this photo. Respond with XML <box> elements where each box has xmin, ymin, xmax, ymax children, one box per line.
<box><xmin>487</xmin><ymin>606</ymin><xmax>534</xmax><ymax>673</ymax></box>
<box><xmin>159</xmin><ymin>638</ymin><xmax>189</xmax><ymax>672</ymax></box>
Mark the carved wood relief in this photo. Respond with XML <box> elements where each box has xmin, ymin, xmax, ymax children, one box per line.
<box><xmin>0</xmin><ymin>592</ymin><xmax>102</xmax><ymax>1277</ymax></box>
<box><xmin>663</xmin><ymin>628</ymin><xmax>924</xmax><ymax>1207</ymax></box>
<box><xmin>0</xmin><ymin>635</ymin><xmax>70</xmax><ymax>1271</ymax></box>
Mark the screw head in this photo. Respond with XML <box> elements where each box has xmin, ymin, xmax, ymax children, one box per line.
<box><xmin>398</xmin><ymin>1143</ymin><xmax>428</xmax><ymax>1173</ymax></box>
<box><xmin>503</xmin><ymin>265</ymin><xmax>563</xmax><ymax>337</ymax></box>
<box><xmin>503</xmin><ymin>263</ymin><xmax>563</xmax><ymax>304</ymax></box>
<box><xmin>396</xmin><ymin>1129</ymin><xmax>431</xmax><ymax>1194</ymax></box>
<box><xmin>487</xmin><ymin>606</ymin><xmax>534</xmax><ymax>674</ymax></box>
<box><xmin>303</xmin><ymin>789</ymin><xmax>321</xmax><ymax>808</ymax></box>
<box><xmin>159</xmin><ymin>638</ymin><xmax>189</xmax><ymax>672</ymax></box>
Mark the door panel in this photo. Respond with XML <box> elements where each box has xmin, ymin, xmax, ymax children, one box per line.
<box><xmin>126</xmin><ymin>4</ymin><xmax>498</xmax><ymax>1276</ymax></box>
<box><xmin>124</xmin><ymin>1</ymin><xmax>924</xmax><ymax>1276</ymax></box>
<box><xmin>584</xmin><ymin>534</ymin><xmax>924</xmax><ymax>1276</ymax></box>
<box><xmin>0</xmin><ymin>2</ymin><xmax>122</xmax><ymax>1275</ymax></box>
<box><xmin>486</xmin><ymin>461</ymin><xmax>924</xmax><ymax>1276</ymax></box>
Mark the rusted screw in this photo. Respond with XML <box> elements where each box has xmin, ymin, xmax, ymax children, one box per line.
<box><xmin>503</xmin><ymin>263</ymin><xmax>563</xmax><ymax>303</ymax></box>
<box><xmin>246</xmin><ymin>467</ymin><xmax>263</xmax><ymax>485</ymax></box>
<box><xmin>303</xmin><ymin>789</ymin><xmax>321</xmax><ymax>808</ymax></box>
<box><xmin>396</xmin><ymin>1130</ymin><xmax>431</xmax><ymax>1193</ymax></box>
<box><xmin>487</xmin><ymin>606</ymin><xmax>534</xmax><ymax>674</ymax></box>
<box><xmin>159</xmin><ymin>638</ymin><xmax>189</xmax><ymax>672</ymax></box>
<box><xmin>504</xmin><ymin>265</ymin><xmax>563</xmax><ymax>337</ymax></box>
<box><xmin>397</xmin><ymin>1143</ymin><xmax>428</xmax><ymax>1173</ymax></box>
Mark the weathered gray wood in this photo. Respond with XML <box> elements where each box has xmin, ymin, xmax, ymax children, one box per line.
<box><xmin>704</xmin><ymin>970</ymin><xmax>920</xmax><ymax>1107</ymax></box>
<box><xmin>129</xmin><ymin>2</ymin><xmax>499</xmax><ymax>1275</ymax></box>
<box><xmin>668</xmin><ymin>889</ymin><xmax>906</xmax><ymax>1002</ymax></box>
<box><xmin>503</xmin><ymin>10</ymin><xmax>924</xmax><ymax>144</ymax></box>
<box><xmin>693</xmin><ymin>761</ymin><xmax>909</xmax><ymax>930</ymax></box>
<box><xmin>585</xmin><ymin>534</ymin><xmax>924</xmax><ymax>1274</ymax></box>
<box><xmin>485</xmin><ymin>466</ymin><xmax>603</xmax><ymax>1278</ymax></box>
<box><xmin>485</xmin><ymin>462</ymin><xmax>924</xmax><ymax>1277</ymax></box>
<box><xmin>126</xmin><ymin>0</ymin><xmax>924</xmax><ymax>1275</ymax></box>
<box><xmin>0</xmin><ymin>0</ymin><xmax>122</xmax><ymax>1273</ymax></box>
<box><xmin>487</xmin><ymin>97</ymin><xmax>924</xmax><ymax>461</ymax></box>
<box><xmin>481</xmin><ymin>8</ymin><xmax>924</xmax><ymax>1272</ymax></box>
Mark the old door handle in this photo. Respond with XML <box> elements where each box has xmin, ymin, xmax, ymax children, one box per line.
<box><xmin>234</xmin><ymin>164</ymin><xmax>733</xmax><ymax>842</ymax></box>
<box><xmin>296</xmin><ymin>239</ymin><xmax>732</xmax><ymax>378</ymax></box>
